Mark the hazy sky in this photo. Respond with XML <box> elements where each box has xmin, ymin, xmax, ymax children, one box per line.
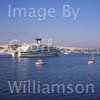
<box><xmin>0</xmin><ymin>0</ymin><xmax>100</xmax><ymax>48</ymax></box>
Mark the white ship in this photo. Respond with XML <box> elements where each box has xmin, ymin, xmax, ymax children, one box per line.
<box><xmin>11</xmin><ymin>38</ymin><xmax>59</xmax><ymax>58</ymax></box>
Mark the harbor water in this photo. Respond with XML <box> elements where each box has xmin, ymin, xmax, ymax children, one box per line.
<box><xmin>0</xmin><ymin>54</ymin><xmax>100</xmax><ymax>100</ymax></box>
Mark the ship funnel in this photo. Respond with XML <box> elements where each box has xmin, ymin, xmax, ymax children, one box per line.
<box><xmin>35</xmin><ymin>38</ymin><xmax>42</xmax><ymax>46</ymax></box>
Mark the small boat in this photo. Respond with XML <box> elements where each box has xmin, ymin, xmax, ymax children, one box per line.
<box><xmin>35</xmin><ymin>59</ymin><xmax>45</xmax><ymax>65</ymax></box>
<box><xmin>88</xmin><ymin>59</ymin><xmax>95</xmax><ymax>64</ymax></box>
<box><xmin>88</xmin><ymin>53</ymin><xmax>95</xmax><ymax>64</ymax></box>
<box><xmin>64</xmin><ymin>52</ymin><xmax>70</xmax><ymax>55</ymax></box>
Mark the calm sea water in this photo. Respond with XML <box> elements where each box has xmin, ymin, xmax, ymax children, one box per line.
<box><xmin>0</xmin><ymin>54</ymin><xmax>100</xmax><ymax>100</ymax></box>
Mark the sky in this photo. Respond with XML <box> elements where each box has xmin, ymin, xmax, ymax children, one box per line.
<box><xmin>0</xmin><ymin>0</ymin><xmax>100</xmax><ymax>48</ymax></box>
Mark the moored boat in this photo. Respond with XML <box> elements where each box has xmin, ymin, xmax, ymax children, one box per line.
<box><xmin>88</xmin><ymin>53</ymin><xmax>95</xmax><ymax>64</ymax></box>
<box><xmin>35</xmin><ymin>59</ymin><xmax>45</xmax><ymax>65</ymax></box>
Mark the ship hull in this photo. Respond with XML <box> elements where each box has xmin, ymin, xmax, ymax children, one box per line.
<box><xmin>20</xmin><ymin>53</ymin><xmax>59</xmax><ymax>57</ymax></box>
<box><xmin>12</xmin><ymin>51</ymin><xmax>59</xmax><ymax>58</ymax></box>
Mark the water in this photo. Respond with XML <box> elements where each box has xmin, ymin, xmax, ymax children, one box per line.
<box><xmin>0</xmin><ymin>54</ymin><xmax>100</xmax><ymax>100</ymax></box>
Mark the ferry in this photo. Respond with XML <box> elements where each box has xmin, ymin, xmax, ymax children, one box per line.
<box><xmin>11</xmin><ymin>38</ymin><xmax>59</xmax><ymax>58</ymax></box>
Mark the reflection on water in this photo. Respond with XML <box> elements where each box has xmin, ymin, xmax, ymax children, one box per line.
<box><xmin>35</xmin><ymin>64</ymin><xmax>44</xmax><ymax>73</ymax></box>
<box><xmin>88</xmin><ymin>64</ymin><xmax>96</xmax><ymax>74</ymax></box>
